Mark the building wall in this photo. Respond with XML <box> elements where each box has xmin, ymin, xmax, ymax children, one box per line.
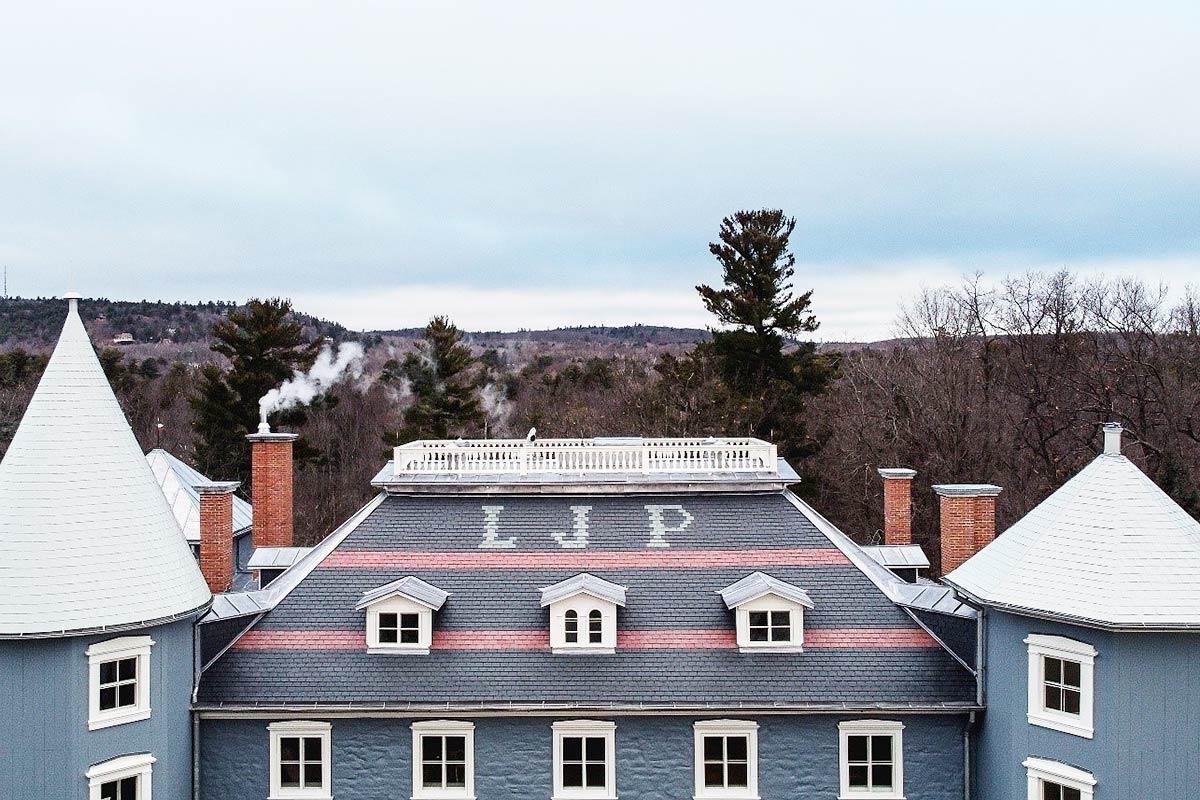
<box><xmin>199</xmin><ymin>713</ymin><xmax>967</xmax><ymax>800</ymax></box>
<box><xmin>976</xmin><ymin>608</ymin><xmax>1200</xmax><ymax>798</ymax></box>
<box><xmin>0</xmin><ymin>617</ymin><xmax>197</xmax><ymax>800</ymax></box>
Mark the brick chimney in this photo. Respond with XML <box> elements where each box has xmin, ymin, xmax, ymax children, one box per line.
<box><xmin>247</xmin><ymin>424</ymin><xmax>298</xmax><ymax>549</ymax></box>
<box><xmin>933</xmin><ymin>483</ymin><xmax>1003</xmax><ymax>574</ymax></box>
<box><xmin>197</xmin><ymin>481</ymin><xmax>241</xmax><ymax>594</ymax></box>
<box><xmin>878</xmin><ymin>468</ymin><xmax>917</xmax><ymax>545</ymax></box>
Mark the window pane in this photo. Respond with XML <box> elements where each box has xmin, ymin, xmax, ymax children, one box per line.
<box><xmin>1063</xmin><ymin>660</ymin><xmax>1081</xmax><ymax>687</ymax></box>
<box><xmin>1045</xmin><ymin>685</ymin><xmax>1062</xmax><ymax>711</ymax></box>
<box><xmin>1042</xmin><ymin>783</ymin><xmax>1062</xmax><ymax>800</ymax></box>
<box><xmin>562</xmin><ymin>763</ymin><xmax>583</xmax><ymax>787</ymax></box>
<box><xmin>422</xmin><ymin>763</ymin><xmax>443</xmax><ymax>787</ymax></box>
<box><xmin>100</xmin><ymin>780</ymin><xmax>119</xmax><ymax>800</ymax></box>
<box><xmin>400</xmin><ymin>613</ymin><xmax>420</xmax><ymax>630</ymax></box>
<box><xmin>100</xmin><ymin>661</ymin><xmax>118</xmax><ymax>684</ymax></box>
<box><xmin>847</xmin><ymin>735</ymin><xmax>868</xmax><ymax>762</ymax></box>
<box><xmin>400</xmin><ymin>628</ymin><xmax>420</xmax><ymax>644</ymax></box>
<box><xmin>1045</xmin><ymin>657</ymin><xmax>1062</xmax><ymax>683</ymax></box>
<box><xmin>379</xmin><ymin>613</ymin><xmax>397</xmax><ymax>628</ymax></box>
<box><xmin>1063</xmin><ymin>788</ymin><xmax>1081</xmax><ymax>800</ymax></box>
<box><xmin>446</xmin><ymin>763</ymin><xmax>466</xmax><ymax>787</ymax></box>
<box><xmin>118</xmin><ymin>658</ymin><xmax>137</xmax><ymax>681</ymax></box>
<box><xmin>748</xmin><ymin>611</ymin><xmax>768</xmax><ymax>627</ymax></box>
<box><xmin>703</xmin><ymin>736</ymin><xmax>724</xmax><ymax>760</ymax></box>
<box><xmin>1063</xmin><ymin>689</ymin><xmax>1081</xmax><ymax>715</ymax></box>
<box><xmin>848</xmin><ymin>765</ymin><xmax>869</xmax><ymax>787</ymax></box>
<box><xmin>704</xmin><ymin>762</ymin><xmax>724</xmax><ymax>787</ymax></box>
<box><xmin>726</xmin><ymin>762</ymin><xmax>748</xmax><ymax>787</ymax></box>
<box><xmin>770</xmin><ymin>611</ymin><xmax>790</xmax><ymax>627</ymax></box>
<box><xmin>445</xmin><ymin>735</ymin><xmax>466</xmax><ymax>761</ymax></box>
<box><xmin>117</xmin><ymin>682</ymin><xmax>136</xmax><ymax>708</ymax></box>
<box><xmin>280</xmin><ymin>737</ymin><xmax>300</xmax><ymax>761</ymax></box>
<box><xmin>725</xmin><ymin>735</ymin><xmax>747</xmax><ymax>761</ymax></box>
<box><xmin>563</xmin><ymin>736</ymin><xmax>583</xmax><ymax>761</ymax></box>
<box><xmin>588</xmin><ymin>611</ymin><xmax>603</xmax><ymax>643</ymax></box>
<box><xmin>870</xmin><ymin>735</ymin><xmax>892</xmax><ymax>761</ymax></box>
<box><xmin>585</xmin><ymin>762</ymin><xmax>606</xmax><ymax>787</ymax></box>
<box><xmin>303</xmin><ymin>737</ymin><xmax>323</xmax><ymax>761</ymax></box>
<box><xmin>772</xmin><ymin>623</ymin><xmax>791</xmax><ymax>642</ymax></box>
<box><xmin>119</xmin><ymin>777</ymin><xmax>138</xmax><ymax>800</ymax></box>
<box><xmin>872</xmin><ymin>764</ymin><xmax>893</xmax><ymax>788</ymax></box>
<box><xmin>303</xmin><ymin>763</ymin><xmax>323</xmax><ymax>787</ymax></box>
<box><xmin>99</xmin><ymin>686</ymin><xmax>117</xmax><ymax>711</ymax></box>
<box><xmin>748</xmin><ymin>627</ymin><xmax>768</xmax><ymax>642</ymax></box>
<box><xmin>423</xmin><ymin>735</ymin><xmax>443</xmax><ymax>760</ymax></box>
<box><xmin>584</xmin><ymin>736</ymin><xmax>605</xmax><ymax>761</ymax></box>
<box><xmin>379</xmin><ymin>628</ymin><xmax>398</xmax><ymax>644</ymax></box>
<box><xmin>280</xmin><ymin>763</ymin><xmax>301</xmax><ymax>787</ymax></box>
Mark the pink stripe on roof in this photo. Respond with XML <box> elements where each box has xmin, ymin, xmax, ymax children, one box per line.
<box><xmin>317</xmin><ymin>548</ymin><xmax>850</xmax><ymax>570</ymax></box>
<box><xmin>232</xmin><ymin>627</ymin><xmax>937</xmax><ymax>651</ymax></box>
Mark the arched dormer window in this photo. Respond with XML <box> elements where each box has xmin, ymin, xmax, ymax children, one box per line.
<box><xmin>539</xmin><ymin>573</ymin><xmax>628</xmax><ymax>655</ymax></box>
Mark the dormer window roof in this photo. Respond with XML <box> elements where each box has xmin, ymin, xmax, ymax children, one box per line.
<box><xmin>357</xmin><ymin>576</ymin><xmax>449</xmax><ymax>655</ymax></box>
<box><xmin>719</xmin><ymin>572</ymin><xmax>813</xmax><ymax>654</ymax></box>
<box><xmin>355</xmin><ymin>576</ymin><xmax>451</xmax><ymax>612</ymax></box>
<box><xmin>540</xmin><ymin>573</ymin><xmax>627</xmax><ymax>655</ymax></box>
<box><xmin>539</xmin><ymin>573</ymin><xmax>628</xmax><ymax>609</ymax></box>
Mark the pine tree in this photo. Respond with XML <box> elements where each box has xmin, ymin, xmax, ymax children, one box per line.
<box><xmin>696</xmin><ymin>209</ymin><xmax>838</xmax><ymax>459</ymax></box>
<box><xmin>189</xmin><ymin>298</ymin><xmax>319</xmax><ymax>480</ymax></box>
<box><xmin>386</xmin><ymin>316</ymin><xmax>483</xmax><ymax>444</ymax></box>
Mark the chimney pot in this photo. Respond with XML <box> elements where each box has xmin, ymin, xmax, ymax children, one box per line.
<box><xmin>933</xmin><ymin>483</ymin><xmax>1003</xmax><ymax>575</ymax></box>
<box><xmin>1103</xmin><ymin>422</ymin><xmax>1123</xmax><ymax>455</ymax></box>
<box><xmin>196</xmin><ymin>481</ymin><xmax>240</xmax><ymax>594</ymax></box>
<box><xmin>247</xmin><ymin>430</ymin><xmax>299</xmax><ymax>549</ymax></box>
<box><xmin>877</xmin><ymin>468</ymin><xmax>917</xmax><ymax>545</ymax></box>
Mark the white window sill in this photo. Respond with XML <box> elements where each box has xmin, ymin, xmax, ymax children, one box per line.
<box><xmin>738</xmin><ymin>646</ymin><xmax>803</xmax><ymax>654</ymax></box>
<box><xmin>840</xmin><ymin>793</ymin><xmax>904</xmax><ymax>800</ymax></box>
<box><xmin>694</xmin><ymin>794</ymin><xmax>760</xmax><ymax>800</ymax></box>
<box><xmin>1028</xmin><ymin>710</ymin><xmax>1093</xmax><ymax>739</ymax></box>
<box><xmin>269</xmin><ymin>794</ymin><xmax>332</xmax><ymax>800</ymax></box>
<box><xmin>88</xmin><ymin>707</ymin><xmax>151</xmax><ymax>731</ymax></box>
<box><xmin>552</xmin><ymin>795</ymin><xmax>616</xmax><ymax>800</ymax></box>
<box><xmin>412</xmin><ymin>794</ymin><xmax>475</xmax><ymax>800</ymax></box>
<box><xmin>368</xmin><ymin>646</ymin><xmax>430</xmax><ymax>655</ymax></box>
<box><xmin>552</xmin><ymin>646</ymin><xmax>616</xmax><ymax>655</ymax></box>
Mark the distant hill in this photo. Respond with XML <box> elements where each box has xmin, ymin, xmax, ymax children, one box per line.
<box><xmin>377</xmin><ymin>324</ymin><xmax>711</xmax><ymax>347</ymax></box>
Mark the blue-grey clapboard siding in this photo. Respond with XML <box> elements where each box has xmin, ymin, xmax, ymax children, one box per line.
<box><xmin>199</xmin><ymin>713</ymin><xmax>967</xmax><ymax>800</ymax></box>
<box><xmin>975</xmin><ymin>608</ymin><xmax>1200</xmax><ymax>798</ymax></box>
<box><xmin>0</xmin><ymin>617</ymin><xmax>197</xmax><ymax>800</ymax></box>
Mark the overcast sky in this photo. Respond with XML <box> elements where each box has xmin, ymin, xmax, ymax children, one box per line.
<box><xmin>1</xmin><ymin>2</ymin><xmax>1197</xmax><ymax>339</ymax></box>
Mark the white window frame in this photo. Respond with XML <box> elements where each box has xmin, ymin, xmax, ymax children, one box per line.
<box><xmin>1025</xmin><ymin>634</ymin><xmax>1096</xmax><ymax>738</ymax></box>
<box><xmin>693</xmin><ymin>719</ymin><xmax>759</xmax><ymax>800</ymax></box>
<box><xmin>87</xmin><ymin>635</ymin><xmax>154</xmax><ymax>730</ymax></box>
<box><xmin>552</xmin><ymin>719</ymin><xmax>617</xmax><ymax>800</ymax></box>
<box><xmin>86</xmin><ymin>753</ymin><xmax>155</xmax><ymax>800</ymax></box>
<box><xmin>1024</xmin><ymin>757</ymin><xmax>1096</xmax><ymax>800</ymax></box>
<box><xmin>838</xmin><ymin>720</ymin><xmax>904</xmax><ymax>800</ymax></box>
<box><xmin>365</xmin><ymin>595</ymin><xmax>433</xmax><ymax>654</ymax></box>
<box><xmin>733</xmin><ymin>594</ymin><xmax>805</xmax><ymax>653</ymax></box>
<box><xmin>548</xmin><ymin>596</ymin><xmax>618</xmax><ymax>654</ymax></box>
<box><xmin>269</xmin><ymin>720</ymin><xmax>332</xmax><ymax>800</ymax></box>
<box><xmin>412</xmin><ymin>720</ymin><xmax>476</xmax><ymax>800</ymax></box>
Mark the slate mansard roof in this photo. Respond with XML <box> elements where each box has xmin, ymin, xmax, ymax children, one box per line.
<box><xmin>0</xmin><ymin>298</ymin><xmax>210</xmax><ymax>637</ymax></box>
<box><xmin>945</xmin><ymin>446</ymin><xmax>1200</xmax><ymax>630</ymax></box>
<box><xmin>199</xmin><ymin>490</ymin><xmax>976</xmax><ymax>711</ymax></box>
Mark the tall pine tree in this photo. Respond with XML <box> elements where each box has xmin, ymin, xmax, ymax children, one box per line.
<box><xmin>386</xmin><ymin>316</ymin><xmax>483</xmax><ymax>444</ymax></box>
<box><xmin>189</xmin><ymin>298</ymin><xmax>320</xmax><ymax>480</ymax></box>
<box><xmin>696</xmin><ymin>209</ymin><xmax>838</xmax><ymax>460</ymax></box>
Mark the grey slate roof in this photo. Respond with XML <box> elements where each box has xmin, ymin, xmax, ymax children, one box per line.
<box><xmin>355</xmin><ymin>576</ymin><xmax>450</xmax><ymax>611</ymax></box>
<box><xmin>198</xmin><ymin>491</ymin><xmax>975</xmax><ymax>709</ymax></box>
<box><xmin>540</xmin><ymin>574</ymin><xmax>628</xmax><ymax>607</ymax></box>
<box><xmin>0</xmin><ymin>298</ymin><xmax>210</xmax><ymax>636</ymax></box>
<box><xmin>718</xmin><ymin>572</ymin><xmax>814</xmax><ymax>609</ymax></box>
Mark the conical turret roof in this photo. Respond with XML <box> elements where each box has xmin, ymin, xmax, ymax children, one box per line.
<box><xmin>0</xmin><ymin>297</ymin><xmax>210</xmax><ymax>636</ymax></box>
<box><xmin>945</xmin><ymin>448</ymin><xmax>1200</xmax><ymax>629</ymax></box>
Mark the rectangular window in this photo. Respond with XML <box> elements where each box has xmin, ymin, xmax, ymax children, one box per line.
<box><xmin>269</xmin><ymin>721</ymin><xmax>332</xmax><ymax>800</ymax></box>
<box><xmin>839</xmin><ymin>720</ymin><xmax>904</xmax><ymax>800</ymax></box>
<box><xmin>747</xmin><ymin>610</ymin><xmax>791</xmax><ymax>642</ymax></box>
<box><xmin>1025</xmin><ymin>634</ymin><xmax>1096</xmax><ymax>738</ymax></box>
<box><xmin>552</xmin><ymin>720</ymin><xmax>616</xmax><ymax>800</ymax></box>
<box><xmin>378</xmin><ymin>612</ymin><xmax>420</xmax><ymax>645</ymax></box>
<box><xmin>1024</xmin><ymin>757</ymin><xmax>1095</xmax><ymax>800</ymax></box>
<box><xmin>1042</xmin><ymin>782</ymin><xmax>1082</xmax><ymax>800</ymax></box>
<box><xmin>694</xmin><ymin>720</ymin><xmax>758</xmax><ymax>800</ymax></box>
<box><xmin>412</xmin><ymin>720</ymin><xmax>475</xmax><ymax>799</ymax></box>
<box><xmin>87</xmin><ymin>636</ymin><xmax>153</xmax><ymax>730</ymax></box>
<box><xmin>99</xmin><ymin>776</ymin><xmax>138</xmax><ymax>800</ymax></box>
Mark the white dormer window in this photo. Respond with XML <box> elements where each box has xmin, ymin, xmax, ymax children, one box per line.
<box><xmin>540</xmin><ymin>574</ymin><xmax>628</xmax><ymax>655</ymax></box>
<box><xmin>87</xmin><ymin>636</ymin><xmax>154</xmax><ymax>730</ymax></box>
<box><xmin>355</xmin><ymin>576</ymin><xmax>450</xmax><ymax>655</ymax></box>
<box><xmin>719</xmin><ymin>572</ymin><xmax>813</xmax><ymax>653</ymax></box>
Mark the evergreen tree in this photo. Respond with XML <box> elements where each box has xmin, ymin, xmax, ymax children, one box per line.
<box><xmin>189</xmin><ymin>298</ymin><xmax>320</xmax><ymax>480</ymax></box>
<box><xmin>386</xmin><ymin>316</ymin><xmax>483</xmax><ymax>445</ymax></box>
<box><xmin>696</xmin><ymin>209</ymin><xmax>838</xmax><ymax>459</ymax></box>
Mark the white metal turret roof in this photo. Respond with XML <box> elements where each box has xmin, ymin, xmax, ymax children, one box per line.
<box><xmin>146</xmin><ymin>447</ymin><xmax>253</xmax><ymax>543</ymax></box>
<box><xmin>0</xmin><ymin>298</ymin><xmax>210</xmax><ymax>637</ymax></box>
<box><xmin>945</xmin><ymin>441</ymin><xmax>1200</xmax><ymax>630</ymax></box>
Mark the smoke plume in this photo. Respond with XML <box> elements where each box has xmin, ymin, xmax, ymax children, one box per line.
<box><xmin>258</xmin><ymin>341</ymin><xmax>365</xmax><ymax>422</ymax></box>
